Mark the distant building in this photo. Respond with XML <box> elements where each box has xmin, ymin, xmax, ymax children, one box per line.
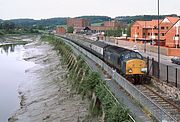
<box><xmin>90</xmin><ymin>20</ymin><xmax>125</xmax><ymax>33</ymax></box>
<box><xmin>131</xmin><ymin>16</ymin><xmax>180</xmax><ymax>48</ymax></box>
<box><xmin>56</xmin><ymin>27</ymin><xmax>66</xmax><ymax>34</ymax></box>
<box><xmin>103</xmin><ymin>20</ymin><xmax>120</xmax><ymax>28</ymax></box>
<box><xmin>67</xmin><ymin>18</ymin><xmax>90</xmax><ymax>28</ymax></box>
<box><xmin>67</xmin><ymin>18</ymin><xmax>90</xmax><ymax>33</ymax></box>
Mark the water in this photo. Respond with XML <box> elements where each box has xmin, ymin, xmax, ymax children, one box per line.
<box><xmin>0</xmin><ymin>44</ymin><xmax>35</xmax><ymax>122</ymax></box>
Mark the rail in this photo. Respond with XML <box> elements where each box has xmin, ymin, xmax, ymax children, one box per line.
<box><xmin>58</xmin><ymin>35</ymin><xmax>178</xmax><ymax>122</ymax></box>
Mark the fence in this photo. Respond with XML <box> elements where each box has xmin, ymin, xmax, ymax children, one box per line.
<box><xmin>68</xmin><ymin>34</ymin><xmax>180</xmax><ymax>89</ymax></box>
<box><xmin>146</xmin><ymin>57</ymin><xmax>180</xmax><ymax>88</ymax></box>
<box><xmin>61</xmin><ymin>35</ymin><xmax>178</xmax><ymax>122</ymax></box>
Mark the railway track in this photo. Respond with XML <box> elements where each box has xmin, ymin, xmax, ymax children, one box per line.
<box><xmin>136</xmin><ymin>85</ymin><xmax>180</xmax><ymax>121</ymax></box>
<box><xmin>60</xmin><ymin>35</ymin><xmax>180</xmax><ymax>121</ymax></box>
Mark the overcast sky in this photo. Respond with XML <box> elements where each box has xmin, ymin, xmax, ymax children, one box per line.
<box><xmin>0</xmin><ymin>0</ymin><xmax>179</xmax><ymax>20</ymax></box>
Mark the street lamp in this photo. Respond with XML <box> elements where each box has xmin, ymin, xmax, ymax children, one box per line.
<box><xmin>144</xmin><ymin>21</ymin><xmax>147</xmax><ymax>53</ymax></box>
<box><xmin>157</xmin><ymin>0</ymin><xmax>160</xmax><ymax>79</ymax></box>
<box><xmin>134</xmin><ymin>31</ymin><xmax>138</xmax><ymax>49</ymax></box>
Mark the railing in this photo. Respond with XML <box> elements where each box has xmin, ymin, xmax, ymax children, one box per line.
<box><xmin>60</xmin><ymin>35</ymin><xmax>177</xmax><ymax>122</ymax></box>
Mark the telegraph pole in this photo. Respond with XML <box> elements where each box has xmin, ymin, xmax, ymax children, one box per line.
<box><xmin>158</xmin><ymin>0</ymin><xmax>160</xmax><ymax>79</ymax></box>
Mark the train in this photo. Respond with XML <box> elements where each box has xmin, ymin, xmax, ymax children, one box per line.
<box><xmin>61</xmin><ymin>35</ymin><xmax>148</xmax><ymax>84</ymax></box>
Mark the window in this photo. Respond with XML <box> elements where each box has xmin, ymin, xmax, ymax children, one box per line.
<box><xmin>161</xmin><ymin>26</ymin><xmax>165</xmax><ymax>30</ymax></box>
<box><xmin>155</xmin><ymin>33</ymin><xmax>158</xmax><ymax>36</ymax></box>
<box><xmin>136</xmin><ymin>53</ymin><xmax>143</xmax><ymax>59</ymax></box>
<box><xmin>166</xmin><ymin>27</ymin><xmax>169</xmax><ymax>29</ymax></box>
<box><xmin>161</xmin><ymin>33</ymin><xmax>165</xmax><ymax>36</ymax></box>
<box><xmin>125</xmin><ymin>54</ymin><xmax>130</xmax><ymax>59</ymax></box>
<box><xmin>148</xmin><ymin>33</ymin><xmax>150</xmax><ymax>36</ymax></box>
<box><xmin>130</xmin><ymin>52</ymin><xmax>136</xmax><ymax>58</ymax></box>
<box><xmin>130</xmin><ymin>52</ymin><xmax>143</xmax><ymax>59</ymax></box>
<box><xmin>143</xmin><ymin>33</ymin><xmax>146</xmax><ymax>36</ymax></box>
<box><xmin>137</xmin><ymin>26</ymin><xmax>139</xmax><ymax>29</ymax></box>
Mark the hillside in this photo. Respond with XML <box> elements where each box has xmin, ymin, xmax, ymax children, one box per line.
<box><xmin>116</xmin><ymin>14</ymin><xmax>179</xmax><ymax>23</ymax></box>
<box><xmin>76</xmin><ymin>16</ymin><xmax>111</xmax><ymax>23</ymax></box>
<box><xmin>2</xmin><ymin>18</ymin><xmax>67</xmax><ymax>28</ymax></box>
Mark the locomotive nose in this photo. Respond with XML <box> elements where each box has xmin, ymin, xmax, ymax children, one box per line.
<box><xmin>126</xmin><ymin>59</ymin><xmax>147</xmax><ymax>75</ymax></box>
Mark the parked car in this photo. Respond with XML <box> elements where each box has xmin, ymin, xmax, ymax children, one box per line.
<box><xmin>171</xmin><ymin>57</ymin><xmax>180</xmax><ymax>65</ymax></box>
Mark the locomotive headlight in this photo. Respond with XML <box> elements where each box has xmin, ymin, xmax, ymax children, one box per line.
<box><xmin>141</xmin><ymin>68</ymin><xmax>147</xmax><ymax>73</ymax></box>
<box><xmin>128</xmin><ymin>68</ymin><xmax>133</xmax><ymax>73</ymax></box>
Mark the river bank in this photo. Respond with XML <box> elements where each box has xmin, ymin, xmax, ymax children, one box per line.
<box><xmin>0</xmin><ymin>35</ymin><xmax>37</xmax><ymax>46</ymax></box>
<box><xmin>9</xmin><ymin>38</ymin><xmax>89</xmax><ymax>122</ymax></box>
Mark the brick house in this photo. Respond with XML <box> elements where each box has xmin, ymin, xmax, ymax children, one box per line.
<box><xmin>166</xmin><ymin>19</ymin><xmax>180</xmax><ymax>47</ymax></box>
<box><xmin>90</xmin><ymin>20</ymin><xmax>125</xmax><ymax>33</ymax></box>
<box><xmin>131</xmin><ymin>17</ymin><xmax>180</xmax><ymax>48</ymax></box>
<box><xmin>67</xmin><ymin>18</ymin><xmax>90</xmax><ymax>28</ymax></box>
<box><xmin>56</xmin><ymin>27</ymin><xmax>66</xmax><ymax>34</ymax></box>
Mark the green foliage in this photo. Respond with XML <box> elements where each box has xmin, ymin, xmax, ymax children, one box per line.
<box><xmin>2</xmin><ymin>18</ymin><xmax>67</xmax><ymax>29</ymax></box>
<box><xmin>91</xmin><ymin>22</ymin><xmax>103</xmax><ymax>26</ymax></box>
<box><xmin>126</xmin><ymin>24</ymin><xmax>132</xmax><ymax>37</ymax></box>
<box><xmin>105</xmin><ymin>29</ymin><xmax>122</xmax><ymax>37</ymax></box>
<box><xmin>67</xmin><ymin>26</ymin><xmax>74</xmax><ymax>33</ymax></box>
<box><xmin>76</xmin><ymin>16</ymin><xmax>111</xmax><ymax>24</ymax></box>
<box><xmin>107</xmin><ymin>105</ymin><xmax>130</xmax><ymax>122</ymax></box>
<box><xmin>80</xmin><ymin>72</ymin><xmax>101</xmax><ymax>95</ymax></box>
<box><xmin>43</xmin><ymin>34</ymin><xmax>131</xmax><ymax>122</ymax></box>
<box><xmin>115</xmin><ymin>14</ymin><xmax>178</xmax><ymax>24</ymax></box>
<box><xmin>95</xmin><ymin>83</ymin><xmax>131</xmax><ymax>121</ymax></box>
<box><xmin>0</xmin><ymin>30</ymin><xmax>4</xmax><ymax>36</ymax></box>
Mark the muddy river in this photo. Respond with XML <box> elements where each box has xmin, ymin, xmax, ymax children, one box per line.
<box><xmin>0</xmin><ymin>44</ymin><xmax>35</xmax><ymax>122</ymax></box>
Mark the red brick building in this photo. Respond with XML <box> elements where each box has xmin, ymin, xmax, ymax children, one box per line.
<box><xmin>67</xmin><ymin>18</ymin><xmax>90</xmax><ymax>28</ymax></box>
<box><xmin>90</xmin><ymin>20</ymin><xmax>123</xmax><ymax>33</ymax></box>
<box><xmin>56</xmin><ymin>27</ymin><xmax>66</xmax><ymax>34</ymax></box>
<box><xmin>103</xmin><ymin>20</ymin><xmax>120</xmax><ymax>28</ymax></box>
<box><xmin>131</xmin><ymin>17</ymin><xmax>180</xmax><ymax>48</ymax></box>
<box><xmin>166</xmin><ymin>20</ymin><xmax>180</xmax><ymax>47</ymax></box>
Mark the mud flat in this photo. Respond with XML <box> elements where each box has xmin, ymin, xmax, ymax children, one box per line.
<box><xmin>9</xmin><ymin>39</ymin><xmax>89</xmax><ymax>122</ymax></box>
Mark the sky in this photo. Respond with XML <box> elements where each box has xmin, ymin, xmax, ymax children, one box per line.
<box><xmin>0</xmin><ymin>0</ymin><xmax>180</xmax><ymax>20</ymax></box>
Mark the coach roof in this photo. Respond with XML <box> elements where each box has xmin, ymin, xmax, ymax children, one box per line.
<box><xmin>92</xmin><ymin>41</ymin><xmax>109</xmax><ymax>48</ymax></box>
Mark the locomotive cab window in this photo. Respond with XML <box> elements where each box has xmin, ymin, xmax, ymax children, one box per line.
<box><xmin>124</xmin><ymin>53</ymin><xmax>130</xmax><ymax>59</ymax></box>
<box><xmin>135</xmin><ymin>53</ymin><xmax>143</xmax><ymax>59</ymax></box>
<box><xmin>124</xmin><ymin>52</ymin><xmax>142</xmax><ymax>59</ymax></box>
<box><xmin>130</xmin><ymin>52</ymin><xmax>142</xmax><ymax>59</ymax></box>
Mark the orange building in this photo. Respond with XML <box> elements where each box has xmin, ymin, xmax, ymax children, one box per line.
<box><xmin>56</xmin><ymin>27</ymin><xmax>66</xmax><ymax>34</ymax></box>
<box><xmin>131</xmin><ymin>17</ymin><xmax>180</xmax><ymax>48</ymax></box>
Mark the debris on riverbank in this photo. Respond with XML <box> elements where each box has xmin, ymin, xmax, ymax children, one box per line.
<box><xmin>9</xmin><ymin>39</ymin><xmax>89</xmax><ymax>122</ymax></box>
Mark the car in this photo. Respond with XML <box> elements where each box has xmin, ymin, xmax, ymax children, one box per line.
<box><xmin>171</xmin><ymin>57</ymin><xmax>180</xmax><ymax>65</ymax></box>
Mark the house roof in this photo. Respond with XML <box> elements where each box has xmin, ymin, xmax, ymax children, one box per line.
<box><xmin>134</xmin><ymin>17</ymin><xmax>180</xmax><ymax>29</ymax></box>
<box><xmin>135</xmin><ymin>19</ymin><xmax>163</xmax><ymax>28</ymax></box>
<box><xmin>92</xmin><ymin>41</ymin><xmax>109</xmax><ymax>48</ymax></box>
<box><xmin>166</xmin><ymin>17</ymin><xmax>180</xmax><ymax>24</ymax></box>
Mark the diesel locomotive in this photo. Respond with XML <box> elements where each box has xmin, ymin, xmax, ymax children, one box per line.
<box><xmin>61</xmin><ymin>36</ymin><xmax>148</xmax><ymax>84</ymax></box>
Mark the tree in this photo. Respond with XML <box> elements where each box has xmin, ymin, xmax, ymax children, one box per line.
<box><xmin>1</xmin><ymin>21</ymin><xmax>15</xmax><ymax>32</ymax></box>
<box><xmin>67</xmin><ymin>26</ymin><xmax>74</xmax><ymax>33</ymax></box>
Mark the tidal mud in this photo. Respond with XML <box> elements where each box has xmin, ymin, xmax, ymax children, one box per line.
<box><xmin>9</xmin><ymin>39</ymin><xmax>89</xmax><ymax>122</ymax></box>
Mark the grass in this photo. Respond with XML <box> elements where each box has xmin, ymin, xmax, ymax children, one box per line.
<box><xmin>91</xmin><ymin>22</ymin><xmax>103</xmax><ymax>26</ymax></box>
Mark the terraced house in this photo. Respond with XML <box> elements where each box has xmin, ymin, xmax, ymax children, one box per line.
<box><xmin>131</xmin><ymin>16</ymin><xmax>180</xmax><ymax>48</ymax></box>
